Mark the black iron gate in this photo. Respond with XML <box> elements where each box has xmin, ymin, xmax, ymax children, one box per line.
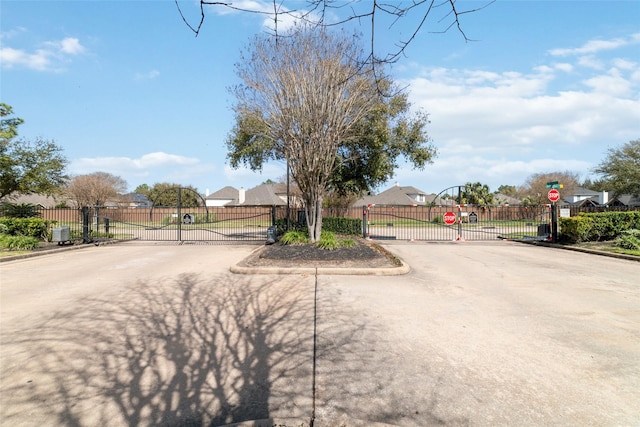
<box><xmin>89</xmin><ymin>205</ymin><xmax>278</xmax><ymax>243</ymax></box>
<box><xmin>363</xmin><ymin>204</ymin><xmax>552</xmax><ymax>242</ymax></box>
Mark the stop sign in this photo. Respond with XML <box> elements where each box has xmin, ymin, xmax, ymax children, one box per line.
<box><xmin>443</xmin><ymin>211</ymin><xmax>457</xmax><ymax>225</ymax></box>
<box><xmin>548</xmin><ymin>189</ymin><xmax>560</xmax><ymax>202</ymax></box>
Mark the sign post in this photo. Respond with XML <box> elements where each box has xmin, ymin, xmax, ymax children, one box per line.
<box><xmin>547</xmin><ymin>189</ymin><xmax>560</xmax><ymax>243</ymax></box>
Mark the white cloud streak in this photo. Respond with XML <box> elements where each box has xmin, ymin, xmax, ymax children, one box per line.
<box><xmin>0</xmin><ymin>36</ymin><xmax>87</xmax><ymax>71</ymax></box>
<box><xmin>548</xmin><ymin>32</ymin><xmax>640</xmax><ymax>57</ymax></box>
<box><xmin>399</xmin><ymin>32</ymin><xmax>640</xmax><ymax>191</ymax></box>
<box><xmin>70</xmin><ymin>152</ymin><xmax>216</xmax><ymax>191</ymax></box>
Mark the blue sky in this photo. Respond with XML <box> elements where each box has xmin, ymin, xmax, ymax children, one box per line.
<box><xmin>1</xmin><ymin>1</ymin><xmax>639</xmax><ymax>196</ymax></box>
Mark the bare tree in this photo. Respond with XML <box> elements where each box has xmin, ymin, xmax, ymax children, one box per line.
<box><xmin>520</xmin><ymin>171</ymin><xmax>581</xmax><ymax>205</ymax></box>
<box><xmin>66</xmin><ymin>172</ymin><xmax>128</xmax><ymax>207</ymax></box>
<box><xmin>227</xmin><ymin>28</ymin><xmax>379</xmax><ymax>241</ymax></box>
<box><xmin>176</xmin><ymin>0</ymin><xmax>494</xmax><ymax>68</ymax></box>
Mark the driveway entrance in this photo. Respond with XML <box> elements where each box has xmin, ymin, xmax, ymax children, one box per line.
<box><xmin>1</xmin><ymin>242</ymin><xmax>638</xmax><ymax>425</ymax></box>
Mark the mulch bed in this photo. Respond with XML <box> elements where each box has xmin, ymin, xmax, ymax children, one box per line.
<box><xmin>238</xmin><ymin>238</ymin><xmax>402</xmax><ymax>269</ymax></box>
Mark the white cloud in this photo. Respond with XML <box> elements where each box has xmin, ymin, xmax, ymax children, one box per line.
<box><xmin>0</xmin><ymin>36</ymin><xmax>87</xmax><ymax>71</ymax></box>
<box><xmin>583</xmin><ymin>69</ymin><xmax>632</xmax><ymax>96</ymax></box>
<box><xmin>70</xmin><ymin>152</ymin><xmax>216</xmax><ymax>191</ymax></box>
<box><xmin>0</xmin><ymin>46</ymin><xmax>52</xmax><ymax>70</ymax></box>
<box><xmin>223</xmin><ymin>163</ymin><xmax>286</xmax><ymax>184</ymax></box>
<box><xmin>207</xmin><ymin>0</ymin><xmax>321</xmax><ymax>32</ymax></box>
<box><xmin>395</xmin><ymin>39</ymin><xmax>640</xmax><ymax>192</ymax></box>
<box><xmin>577</xmin><ymin>55</ymin><xmax>604</xmax><ymax>70</ymax></box>
<box><xmin>549</xmin><ymin>33</ymin><xmax>640</xmax><ymax>56</ymax></box>
<box><xmin>134</xmin><ymin>69</ymin><xmax>160</xmax><ymax>80</ymax></box>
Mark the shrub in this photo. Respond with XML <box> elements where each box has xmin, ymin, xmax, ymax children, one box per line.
<box><xmin>275</xmin><ymin>218</ymin><xmax>306</xmax><ymax>236</ymax></box>
<box><xmin>316</xmin><ymin>231</ymin><xmax>339</xmax><ymax>250</ymax></box>
<box><xmin>274</xmin><ymin>216</ymin><xmax>362</xmax><ymax>236</ymax></box>
<box><xmin>322</xmin><ymin>217</ymin><xmax>362</xmax><ymax>235</ymax></box>
<box><xmin>280</xmin><ymin>230</ymin><xmax>309</xmax><ymax>245</ymax></box>
<box><xmin>614</xmin><ymin>229</ymin><xmax>640</xmax><ymax>250</ymax></box>
<box><xmin>0</xmin><ymin>234</ymin><xmax>40</xmax><ymax>250</ymax></box>
<box><xmin>559</xmin><ymin>211</ymin><xmax>640</xmax><ymax>243</ymax></box>
<box><xmin>0</xmin><ymin>218</ymin><xmax>52</xmax><ymax>240</ymax></box>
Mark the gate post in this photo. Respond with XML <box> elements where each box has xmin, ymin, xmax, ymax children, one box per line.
<box><xmin>362</xmin><ymin>205</ymin><xmax>368</xmax><ymax>239</ymax></box>
<box><xmin>271</xmin><ymin>205</ymin><xmax>277</xmax><ymax>226</ymax></box>
<box><xmin>82</xmin><ymin>206</ymin><xmax>90</xmax><ymax>244</ymax></box>
<box><xmin>177</xmin><ymin>187</ymin><xmax>182</xmax><ymax>242</ymax></box>
<box><xmin>551</xmin><ymin>203</ymin><xmax>558</xmax><ymax>243</ymax></box>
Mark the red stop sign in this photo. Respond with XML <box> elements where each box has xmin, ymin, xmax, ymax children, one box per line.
<box><xmin>443</xmin><ymin>211</ymin><xmax>457</xmax><ymax>225</ymax></box>
<box><xmin>548</xmin><ymin>189</ymin><xmax>560</xmax><ymax>202</ymax></box>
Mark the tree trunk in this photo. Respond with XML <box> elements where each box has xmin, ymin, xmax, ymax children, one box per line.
<box><xmin>303</xmin><ymin>189</ymin><xmax>324</xmax><ymax>242</ymax></box>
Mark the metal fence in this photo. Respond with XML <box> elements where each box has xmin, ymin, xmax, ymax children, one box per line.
<box><xmin>354</xmin><ymin>204</ymin><xmax>552</xmax><ymax>241</ymax></box>
<box><xmin>2</xmin><ymin>204</ymin><xmax>638</xmax><ymax>244</ymax></box>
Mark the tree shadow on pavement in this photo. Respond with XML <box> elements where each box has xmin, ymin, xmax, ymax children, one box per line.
<box><xmin>0</xmin><ymin>273</ymin><xmax>320</xmax><ymax>426</ymax></box>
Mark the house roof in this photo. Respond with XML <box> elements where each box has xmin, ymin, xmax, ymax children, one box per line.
<box><xmin>206</xmin><ymin>186</ymin><xmax>238</xmax><ymax>200</ymax></box>
<box><xmin>494</xmin><ymin>193</ymin><xmax>522</xmax><ymax>206</ymax></box>
<box><xmin>352</xmin><ymin>185</ymin><xmax>434</xmax><ymax>206</ymax></box>
<box><xmin>3</xmin><ymin>193</ymin><xmax>69</xmax><ymax>208</ymax></box>
<box><xmin>573</xmin><ymin>187</ymin><xmax>601</xmax><ymax>196</ymax></box>
<box><xmin>609</xmin><ymin>194</ymin><xmax>640</xmax><ymax>207</ymax></box>
<box><xmin>226</xmin><ymin>183</ymin><xmax>286</xmax><ymax>206</ymax></box>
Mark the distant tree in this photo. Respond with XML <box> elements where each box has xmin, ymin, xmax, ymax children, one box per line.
<box><xmin>0</xmin><ymin>103</ymin><xmax>24</xmax><ymax>141</ymax></box>
<box><xmin>227</xmin><ymin>28</ymin><xmax>434</xmax><ymax>241</ymax></box>
<box><xmin>147</xmin><ymin>183</ymin><xmax>201</xmax><ymax>207</ymax></box>
<box><xmin>496</xmin><ymin>184</ymin><xmax>517</xmax><ymax>197</ymax></box>
<box><xmin>460</xmin><ymin>182</ymin><xmax>495</xmax><ymax>206</ymax></box>
<box><xmin>581</xmin><ymin>177</ymin><xmax>609</xmax><ymax>192</ymax></box>
<box><xmin>593</xmin><ymin>139</ymin><xmax>640</xmax><ymax>197</ymax></box>
<box><xmin>134</xmin><ymin>183</ymin><xmax>151</xmax><ymax>196</ymax></box>
<box><xmin>1</xmin><ymin>103</ymin><xmax>68</xmax><ymax>201</ymax></box>
<box><xmin>66</xmin><ymin>172</ymin><xmax>128</xmax><ymax>207</ymax></box>
<box><xmin>520</xmin><ymin>171</ymin><xmax>580</xmax><ymax>205</ymax></box>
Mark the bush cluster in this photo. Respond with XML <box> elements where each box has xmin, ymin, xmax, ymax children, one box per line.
<box><xmin>559</xmin><ymin>211</ymin><xmax>640</xmax><ymax>243</ymax></box>
<box><xmin>275</xmin><ymin>216</ymin><xmax>362</xmax><ymax>236</ymax></box>
<box><xmin>0</xmin><ymin>218</ymin><xmax>53</xmax><ymax>240</ymax></box>
<box><xmin>0</xmin><ymin>234</ymin><xmax>40</xmax><ymax>250</ymax></box>
<box><xmin>614</xmin><ymin>229</ymin><xmax>640</xmax><ymax>250</ymax></box>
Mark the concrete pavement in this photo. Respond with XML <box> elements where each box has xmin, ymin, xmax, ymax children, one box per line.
<box><xmin>1</xmin><ymin>241</ymin><xmax>639</xmax><ymax>426</ymax></box>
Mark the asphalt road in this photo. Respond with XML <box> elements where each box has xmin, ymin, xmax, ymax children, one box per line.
<box><xmin>1</xmin><ymin>241</ymin><xmax>638</xmax><ymax>426</ymax></box>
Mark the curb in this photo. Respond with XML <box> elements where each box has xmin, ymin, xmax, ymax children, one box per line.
<box><xmin>229</xmin><ymin>246</ymin><xmax>411</xmax><ymax>276</ymax></box>
<box><xmin>0</xmin><ymin>238</ymin><xmax>135</xmax><ymax>263</ymax></box>
<box><xmin>230</xmin><ymin>261</ymin><xmax>411</xmax><ymax>276</ymax></box>
<box><xmin>517</xmin><ymin>240</ymin><xmax>640</xmax><ymax>262</ymax></box>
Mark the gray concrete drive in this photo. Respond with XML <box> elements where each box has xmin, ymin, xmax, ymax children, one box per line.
<box><xmin>1</xmin><ymin>241</ymin><xmax>638</xmax><ymax>426</ymax></box>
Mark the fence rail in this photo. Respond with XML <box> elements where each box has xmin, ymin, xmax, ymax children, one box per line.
<box><xmin>1</xmin><ymin>204</ymin><xmax>638</xmax><ymax>244</ymax></box>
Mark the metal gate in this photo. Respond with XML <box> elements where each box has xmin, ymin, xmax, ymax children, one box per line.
<box><xmin>91</xmin><ymin>205</ymin><xmax>277</xmax><ymax>243</ymax></box>
<box><xmin>363</xmin><ymin>204</ymin><xmax>552</xmax><ymax>242</ymax></box>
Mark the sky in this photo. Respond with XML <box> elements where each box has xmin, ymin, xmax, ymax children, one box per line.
<box><xmin>1</xmin><ymin>0</ymin><xmax>639</xmax><ymax>196</ymax></box>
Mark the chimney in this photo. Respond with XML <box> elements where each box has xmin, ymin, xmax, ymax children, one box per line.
<box><xmin>239</xmin><ymin>187</ymin><xmax>245</xmax><ymax>204</ymax></box>
<box><xmin>600</xmin><ymin>191</ymin><xmax>608</xmax><ymax>205</ymax></box>
<box><xmin>395</xmin><ymin>181</ymin><xmax>399</xmax><ymax>187</ymax></box>
<box><xmin>205</xmin><ymin>188</ymin><xmax>210</xmax><ymax>197</ymax></box>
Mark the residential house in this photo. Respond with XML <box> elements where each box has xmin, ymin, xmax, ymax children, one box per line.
<box><xmin>205</xmin><ymin>186</ymin><xmax>239</xmax><ymax>207</ymax></box>
<box><xmin>205</xmin><ymin>183</ymin><xmax>301</xmax><ymax>207</ymax></box>
<box><xmin>2</xmin><ymin>193</ymin><xmax>69</xmax><ymax>208</ymax></box>
<box><xmin>123</xmin><ymin>193</ymin><xmax>152</xmax><ymax>208</ymax></box>
<box><xmin>352</xmin><ymin>184</ymin><xmax>446</xmax><ymax>207</ymax></box>
<box><xmin>494</xmin><ymin>193</ymin><xmax>522</xmax><ymax>206</ymax></box>
<box><xmin>607</xmin><ymin>194</ymin><xmax>640</xmax><ymax>207</ymax></box>
<box><xmin>564</xmin><ymin>187</ymin><xmax>609</xmax><ymax>206</ymax></box>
